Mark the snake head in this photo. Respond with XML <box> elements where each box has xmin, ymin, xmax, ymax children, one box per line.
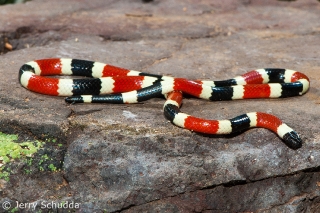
<box><xmin>282</xmin><ymin>131</ymin><xmax>302</xmax><ymax>150</ymax></box>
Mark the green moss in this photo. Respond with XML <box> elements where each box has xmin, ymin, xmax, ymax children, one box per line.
<box><xmin>39</xmin><ymin>154</ymin><xmax>50</xmax><ymax>166</ymax></box>
<box><xmin>45</xmin><ymin>137</ymin><xmax>57</xmax><ymax>143</ymax></box>
<box><xmin>9</xmin><ymin>207</ymin><xmax>19</xmax><ymax>213</ymax></box>
<box><xmin>25</xmin><ymin>158</ymin><xmax>33</xmax><ymax>166</ymax></box>
<box><xmin>48</xmin><ymin>163</ymin><xmax>57</xmax><ymax>172</ymax></box>
<box><xmin>24</xmin><ymin>168</ymin><xmax>32</xmax><ymax>175</ymax></box>
<box><xmin>0</xmin><ymin>168</ymin><xmax>10</xmax><ymax>181</ymax></box>
<box><xmin>0</xmin><ymin>132</ymin><xmax>43</xmax><ymax>180</ymax></box>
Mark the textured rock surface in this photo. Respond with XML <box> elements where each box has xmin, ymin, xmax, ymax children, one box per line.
<box><xmin>0</xmin><ymin>0</ymin><xmax>320</xmax><ymax>212</ymax></box>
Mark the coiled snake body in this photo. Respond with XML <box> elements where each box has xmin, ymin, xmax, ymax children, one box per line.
<box><xmin>19</xmin><ymin>58</ymin><xmax>310</xmax><ymax>149</ymax></box>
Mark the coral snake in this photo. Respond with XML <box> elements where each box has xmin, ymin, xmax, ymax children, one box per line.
<box><xmin>19</xmin><ymin>58</ymin><xmax>310</xmax><ymax>149</ymax></box>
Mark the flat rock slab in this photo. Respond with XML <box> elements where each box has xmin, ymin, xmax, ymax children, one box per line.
<box><xmin>0</xmin><ymin>0</ymin><xmax>320</xmax><ymax>212</ymax></box>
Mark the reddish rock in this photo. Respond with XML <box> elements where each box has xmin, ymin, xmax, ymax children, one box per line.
<box><xmin>0</xmin><ymin>0</ymin><xmax>320</xmax><ymax>212</ymax></box>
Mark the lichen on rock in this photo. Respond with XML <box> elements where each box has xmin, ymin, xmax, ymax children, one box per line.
<box><xmin>0</xmin><ymin>131</ymin><xmax>42</xmax><ymax>180</ymax></box>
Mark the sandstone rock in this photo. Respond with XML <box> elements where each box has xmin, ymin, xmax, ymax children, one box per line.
<box><xmin>0</xmin><ymin>0</ymin><xmax>320</xmax><ymax>212</ymax></box>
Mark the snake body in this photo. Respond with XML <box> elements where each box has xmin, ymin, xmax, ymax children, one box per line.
<box><xmin>19</xmin><ymin>58</ymin><xmax>310</xmax><ymax>149</ymax></box>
